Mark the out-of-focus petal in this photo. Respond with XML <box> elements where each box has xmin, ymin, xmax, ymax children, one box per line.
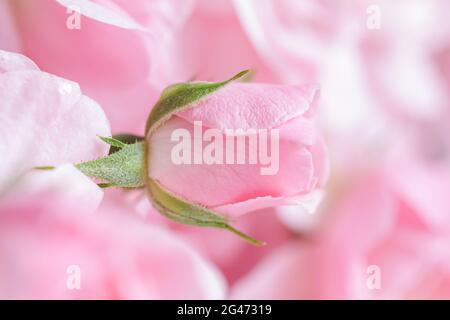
<box><xmin>0</xmin><ymin>0</ymin><xmax>22</xmax><ymax>52</ymax></box>
<box><xmin>0</xmin><ymin>49</ymin><xmax>38</xmax><ymax>73</ymax></box>
<box><xmin>6</xmin><ymin>164</ymin><xmax>104</xmax><ymax>212</ymax></box>
<box><xmin>56</xmin><ymin>0</ymin><xmax>146</xmax><ymax>30</ymax></box>
<box><xmin>12</xmin><ymin>0</ymin><xmax>156</xmax><ymax>133</ymax></box>
<box><xmin>0</xmin><ymin>50</ymin><xmax>110</xmax><ymax>191</ymax></box>
<box><xmin>0</xmin><ymin>198</ymin><xmax>226</xmax><ymax>299</ymax></box>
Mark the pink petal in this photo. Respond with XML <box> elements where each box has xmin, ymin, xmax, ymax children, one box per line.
<box><xmin>56</xmin><ymin>0</ymin><xmax>146</xmax><ymax>31</ymax></box>
<box><xmin>11</xmin><ymin>0</ymin><xmax>155</xmax><ymax>133</ymax></box>
<box><xmin>0</xmin><ymin>198</ymin><xmax>226</xmax><ymax>299</ymax></box>
<box><xmin>6</xmin><ymin>164</ymin><xmax>104</xmax><ymax>212</ymax></box>
<box><xmin>166</xmin><ymin>207</ymin><xmax>292</xmax><ymax>284</ymax></box>
<box><xmin>215</xmin><ymin>190</ymin><xmax>324</xmax><ymax>218</ymax></box>
<box><xmin>0</xmin><ymin>0</ymin><xmax>21</xmax><ymax>52</ymax></box>
<box><xmin>385</xmin><ymin>156</ymin><xmax>450</xmax><ymax>231</ymax></box>
<box><xmin>323</xmin><ymin>172</ymin><xmax>397</xmax><ymax>254</ymax></box>
<box><xmin>170</xmin><ymin>0</ymin><xmax>278</xmax><ymax>83</ymax></box>
<box><xmin>230</xmin><ymin>241</ymin><xmax>320</xmax><ymax>299</ymax></box>
<box><xmin>0</xmin><ymin>50</ymin><xmax>38</xmax><ymax>74</ymax></box>
<box><xmin>0</xmin><ymin>50</ymin><xmax>110</xmax><ymax>190</ymax></box>
<box><xmin>177</xmin><ymin>82</ymin><xmax>320</xmax><ymax>131</ymax></box>
<box><xmin>149</xmin><ymin>114</ymin><xmax>324</xmax><ymax>216</ymax></box>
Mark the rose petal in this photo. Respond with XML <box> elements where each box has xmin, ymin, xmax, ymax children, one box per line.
<box><xmin>0</xmin><ymin>51</ymin><xmax>110</xmax><ymax>190</ymax></box>
<box><xmin>0</xmin><ymin>50</ymin><xmax>38</xmax><ymax>74</ymax></box>
<box><xmin>0</xmin><ymin>198</ymin><xmax>226</xmax><ymax>299</ymax></box>
<box><xmin>149</xmin><ymin>115</ymin><xmax>323</xmax><ymax>214</ymax></box>
<box><xmin>177</xmin><ymin>82</ymin><xmax>320</xmax><ymax>131</ymax></box>
<box><xmin>56</xmin><ymin>0</ymin><xmax>146</xmax><ymax>31</ymax></box>
<box><xmin>6</xmin><ymin>164</ymin><xmax>103</xmax><ymax>212</ymax></box>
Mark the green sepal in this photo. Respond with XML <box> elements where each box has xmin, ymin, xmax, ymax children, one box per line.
<box><xmin>98</xmin><ymin>135</ymin><xmax>126</xmax><ymax>149</ymax></box>
<box><xmin>108</xmin><ymin>134</ymin><xmax>144</xmax><ymax>155</ymax></box>
<box><xmin>145</xmin><ymin>70</ymin><xmax>250</xmax><ymax>136</ymax></box>
<box><xmin>147</xmin><ymin>179</ymin><xmax>265</xmax><ymax>246</ymax></box>
<box><xmin>76</xmin><ymin>141</ymin><xmax>145</xmax><ymax>188</ymax></box>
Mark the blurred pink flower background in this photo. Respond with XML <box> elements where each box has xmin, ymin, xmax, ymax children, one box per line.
<box><xmin>1</xmin><ymin>0</ymin><xmax>449</xmax><ymax>299</ymax></box>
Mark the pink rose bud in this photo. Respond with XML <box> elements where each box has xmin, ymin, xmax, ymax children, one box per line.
<box><xmin>76</xmin><ymin>71</ymin><xmax>328</xmax><ymax>244</ymax></box>
<box><xmin>144</xmin><ymin>70</ymin><xmax>329</xmax><ymax>243</ymax></box>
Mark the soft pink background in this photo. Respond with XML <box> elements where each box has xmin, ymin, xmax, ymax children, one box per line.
<box><xmin>0</xmin><ymin>0</ymin><xmax>449</xmax><ymax>299</ymax></box>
